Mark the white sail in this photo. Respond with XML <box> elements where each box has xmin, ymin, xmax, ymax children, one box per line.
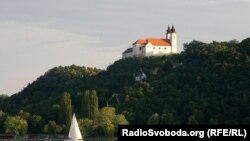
<box><xmin>68</xmin><ymin>113</ymin><xmax>83</xmax><ymax>140</ymax></box>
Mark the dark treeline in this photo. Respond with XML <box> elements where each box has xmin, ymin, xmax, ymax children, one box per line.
<box><xmin>0</xmin><ymin>38</ymin><xmax>250</xmax><ymax>136</ymax></box>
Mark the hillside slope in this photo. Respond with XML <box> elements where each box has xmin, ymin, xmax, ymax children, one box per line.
<box><xmin>1</xmin><ymin>38</ymin><xmax>250</xmax><ymax>124</ymax></box>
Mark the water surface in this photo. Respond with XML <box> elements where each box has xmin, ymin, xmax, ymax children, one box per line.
<box><xmin>0</xmin><ymin>138</ymin><xmax>117</xmax><ymax>141</ymax></box>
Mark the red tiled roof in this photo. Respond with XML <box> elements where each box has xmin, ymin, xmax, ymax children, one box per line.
<box><xmin>133</xmin><ymin>38</ymin><xmax>171</xmax><ymax>46</ymax></box>
<box><xmin>122</xmin><ymin>48</ymin><xmax>133</xmax><ymax>54</ymax></box>
<box><xmin>147</xmin><ymin>38</ymin><xmax>171</xmax><ymax>46</ymax></box>
<box><xmin>133</xmin><ymin>39</ymin><xmax>147</xmax><ymax>45</ymax></box>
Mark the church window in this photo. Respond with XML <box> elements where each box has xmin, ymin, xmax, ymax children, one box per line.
<box><xmin>153</xmin><ymin>47</ymin><xmax>155</xmax><ymax>49</ymax></box>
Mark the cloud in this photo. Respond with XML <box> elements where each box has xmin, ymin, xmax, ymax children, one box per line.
<box><xmin>0</xmin><ymin>20</ymin><xmax>104</xmax><ymax>69</ymax></box>
<box><xmin>0</xmin><ymin>21</ymin><xmax>100</xmax><ymax>50</ymax></box>
<box><xmin>0</xmin><ymin>20</ymin><xmax>107</xmax><ymax>95</ymax></box>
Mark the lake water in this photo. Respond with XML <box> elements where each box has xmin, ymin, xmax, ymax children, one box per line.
<box><xmin>0</xmin><ymin>134</ymin><xmax>117</xmax><ymax>141</ymax></box>
<box><xmin>0</xmin><ymin>138</ymin><xmax>117</xmax><ymax>141</ymax></box>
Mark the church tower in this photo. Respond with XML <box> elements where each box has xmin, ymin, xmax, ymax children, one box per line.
<box><xmin>166</xmin><ymin>26</ymin><xmax>171</xmax><ymax>39</ymax></box>
<box><xmin>170</xmin><ymin>25</ymin><xmax>177</xmax><ymax>53</ymax></box>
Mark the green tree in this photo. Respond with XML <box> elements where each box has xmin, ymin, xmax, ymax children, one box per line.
<box><xmin>120</xmin><ymin>82</ymin><xmax>153</xmax><ymax>124</ymax></box>
<box><xmin>239</xmin><ymin>37</ymin><xmax>250</xmax><ymax>55</ymax></box>
<box><xmin>114</xmin><ymin>114</ymin><xmax>128</xmax><ymax>125</ymax></box>
<box><xmin>59</xmin><ymin>92</ymin><xmax>72</xmax><ymax>129</ymax></box>
<box><xmin>78</xmin><ymin>118</ymin><xmax>94</xmax><ymax>137</ymax></box>
<box><xmin>113</xmin><ymin>114</ymin><xmax>128</xmax><ymax>134</ymax></box>
<box><xmin>4</xmin><ymin>116</ymin><xmax>28</xmax><ymax>137</ymax></box>
<box><xmin>95</xmin><ymin>107</ymin><xmax>128</xmax><ymax>137</ymax></box>
<box><xmin>188</xmin><ymin>115</ymin><xmax>199</xmax><ymax>124</ymax></box>
<box><xmin>0</xmin><ymin>94</ymin><xmax>8</xmax><ymax>99</ymax></box>
<box><xmin>147</xmin><ymin>113</ymin><xmax>159</xmax><ymax>124</ymax></box>
<box><xmin>19</xmin><ymin>110</ymin><xmax>30</xmax><ymax>120</ymax></box>
<box><xmin>96</xmin><ymin>107</ymin><xmax>115</xmax><ymax>137</ymax></box>
<box><xmin>82</xmin><ymin>90</ymin><xmax>99</xmax><ymax>119</ymax></box>
<box><xmin>28</xmin><ymin>114</ymin><xmax>43</xmax><ymax>133</ymax></box>
<box><xmin>43</xmin><ymin>120</ymin><xmax>62</xmax><ymax>134</ymax></box>
<box><xmin>0</xmin><ymin>110</ymin><xmax>6</xmax><ymax>133</ymax></box>
<box><xmin>159</xmin><ymin>113</ymin><xmax>179</xmax><ymax>124</ymax></box>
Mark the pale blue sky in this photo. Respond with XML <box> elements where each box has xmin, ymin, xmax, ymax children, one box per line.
<box><xmin>1</xmin><ymin>0</ymin><xmax>250</xmax><ymax>95</ymax></box>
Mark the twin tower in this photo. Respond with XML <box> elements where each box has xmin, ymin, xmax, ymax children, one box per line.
<box><xmin>166</xmin><ymin>25</ymin><xmax>177</xmax><ymax>53</ymax></box>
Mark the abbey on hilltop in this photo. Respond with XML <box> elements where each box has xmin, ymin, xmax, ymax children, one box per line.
<box><xmin>122</xmin><ymin>26</ymin><xmax>177</xmax><ymax>59</ymax></box>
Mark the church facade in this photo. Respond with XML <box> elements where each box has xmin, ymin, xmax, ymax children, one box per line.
<box><xmin>122</xmin><ymin>26</ymin><xmax>177</xmax><ymax>59</ymax></box>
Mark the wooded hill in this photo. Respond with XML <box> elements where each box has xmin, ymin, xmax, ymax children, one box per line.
<box><xmin>0</xmin><ymin>38</ymin><xmax>250</xmax><ymax>135</ymax></box>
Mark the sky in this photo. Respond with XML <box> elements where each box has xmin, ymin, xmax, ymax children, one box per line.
<box><xmin>0</xmin><ymin>0</ymin><xmax>250</xmax><ymax>95</ymax></box>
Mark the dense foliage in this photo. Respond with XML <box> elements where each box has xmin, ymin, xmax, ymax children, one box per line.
<box><xmin>0</xmin><ymin>38</ymin><xmax>250</xmax><ymax>136</ymax></box>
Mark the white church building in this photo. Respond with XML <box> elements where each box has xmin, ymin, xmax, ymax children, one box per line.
<box><xmin>122</xmin><ymin>26</ymin><xmax>177</xmax><ymax>59</ymax></box>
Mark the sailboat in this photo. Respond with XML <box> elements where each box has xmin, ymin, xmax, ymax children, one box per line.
<box><xmin>68</xmin><ymin>113</ymin><xmax>83</xmax><ymax>141</ymax></box>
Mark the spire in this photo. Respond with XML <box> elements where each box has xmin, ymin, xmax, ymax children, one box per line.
<box><xmin>171</xmin><ymin>25</ymin><xmax>176</xmax><ymax>33</ymax></box>
<box><xmin>166</xmin><ymin>26</ymin><xmax>171</xmax><ymax>34</ymax></box>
